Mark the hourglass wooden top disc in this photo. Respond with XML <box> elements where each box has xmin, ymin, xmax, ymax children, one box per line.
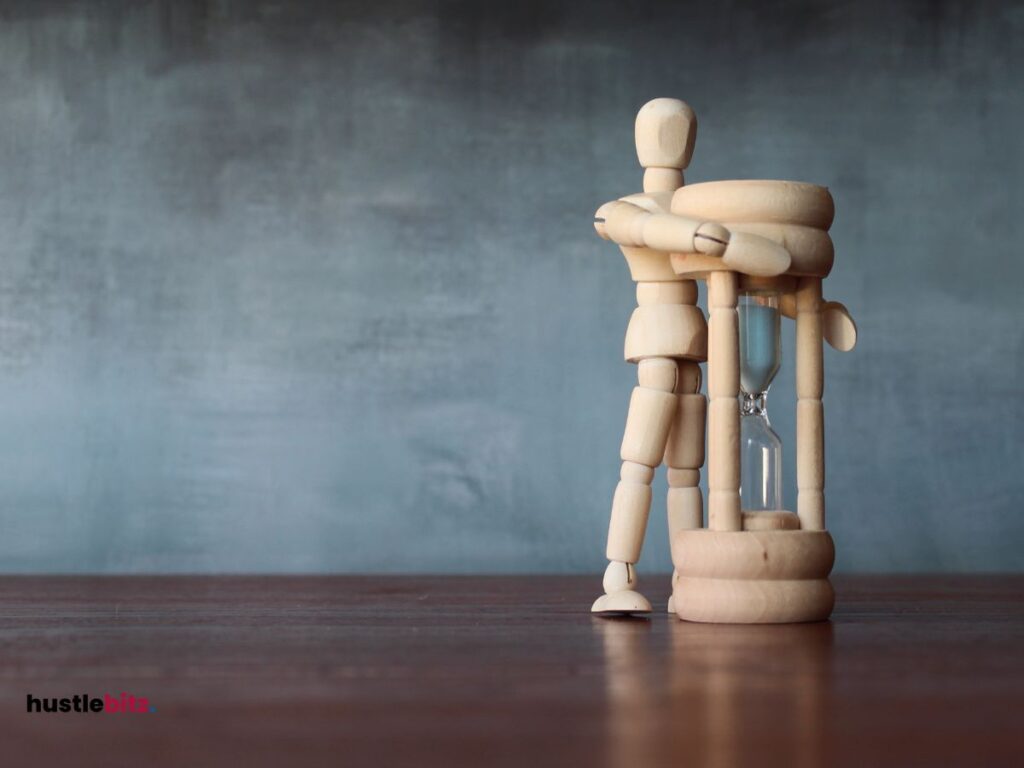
<box><xmin>668</xmin><ymin>180</ymin><xmax>835</xmax><ymax>278</ymax></box>
<box><xmin>672</xmin><ymin>180</ymin><xmax>834</xmax><ymax>229</ymax></box>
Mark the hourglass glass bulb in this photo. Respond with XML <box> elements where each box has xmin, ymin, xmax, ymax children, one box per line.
<box><xmin>738</xmin><ymin>291</ymin><xmax>783</xmax><ymax>512</ymax></box>
<box><xmin>739</xmin><ymin>293</ymin><xmax>781</xmax><ymax>396</ymax></box>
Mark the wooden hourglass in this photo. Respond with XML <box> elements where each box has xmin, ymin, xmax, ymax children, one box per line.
<box><xmin>591</xmin><ymin>98</ymin><xmax>856</xmax><ymax>622</ymax></box>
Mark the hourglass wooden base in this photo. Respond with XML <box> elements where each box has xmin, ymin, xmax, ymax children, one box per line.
<box><xmin>670</xmin><ymin>528</ymin><xmax>835</xmax><ymax>623</ymax></box>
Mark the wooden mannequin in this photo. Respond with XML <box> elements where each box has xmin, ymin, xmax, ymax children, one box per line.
<box><xmin>589</xmin><ymin>99</ymin><xmax>703</xmax><ymax>614</ymax></box>
<box><xmin>591</xmin><ymin>99</ymin><xmax>789</xmax><ymax>614</ymax></box>
<box><xmin>592</xmin><ymin>99</ymin><xmax>856</xmax><ymax>621</ymax></box>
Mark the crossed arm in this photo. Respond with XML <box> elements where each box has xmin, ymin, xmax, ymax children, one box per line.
<box><xmin>593</xmin><ymin>194</ymin><xmax>792</xmax><ymax>277</ymax></box>
<box><xmin>593</xmin><ymin>193</ymin><xmax>857</xmax><ymax>351</ymax></box>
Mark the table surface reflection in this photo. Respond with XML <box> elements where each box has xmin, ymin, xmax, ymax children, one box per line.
<box><xmin>0</xmin><ymin>574</ymin><xmax>1020</xmax><ymax>767</ymax></box>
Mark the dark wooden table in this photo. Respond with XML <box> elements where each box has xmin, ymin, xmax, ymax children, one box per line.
<box><xmin>1</xmin><ymin>575</ymin><xmax>1021</xmax><ymax>767</ymax></box>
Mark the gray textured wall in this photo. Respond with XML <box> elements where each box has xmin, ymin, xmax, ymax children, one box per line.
<box><xmin>0</xmin><ymin>0</ymin><xmax>1020</xmax><ymax>573</ymax></box>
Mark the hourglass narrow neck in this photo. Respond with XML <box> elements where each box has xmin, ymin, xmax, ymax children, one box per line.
<box><xmin>741</xmin><ymin>391</ymin><xmax>770</xmax><ymax>419</ymax></box>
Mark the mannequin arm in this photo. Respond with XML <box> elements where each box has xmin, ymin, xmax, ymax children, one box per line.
<box><xmin>780</xmin><ymin>294</ymin><xmax>858</xmax><ymax>351</ymax></box>
<box><xmin>594</xmin><ymin>199</ymin><xmax>792</xmax><ymax>278</ymax></box>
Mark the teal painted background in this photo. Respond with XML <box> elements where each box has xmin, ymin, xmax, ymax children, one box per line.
<box><xmin>0</xmin><ymin>0</ymin><xmax>1020</xmax><ymax>572</ymax></box>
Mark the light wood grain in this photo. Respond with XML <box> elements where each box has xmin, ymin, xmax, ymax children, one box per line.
<box><xmin>672</xmin><ymin>179</ymin><xmax>835</xmax><ymax>229</ymax></box>
<box><xmin>673</xmin><ymin>575</ymin><xmax>834</xmax><ymax>623</ymax></box>
<box><xmin>796</xmin><ymin>277</ymin><xmax>825</xmax><ymax>531</ymax></box>
<box><xmin>635</xmin><ymin>97</ymin><xmax>697</xmax><ymax>170</ymax></box>
<box><xmin>643</xmin><ymin>166</ymin><xmax>684</xmax><ymax>193</ymax></box>
<box><xmin>623</xmin><ymin>303</ymin><xmax>707</xmax><ymax>362</ymax></box>
<box><xmin>706</xmin><ymin>271</ymin><xmax>741</xmax><ymax>532</ymax></box>
<box><xmin>673</xmin><ymin>529</ymin><xmax>834</xmax><ymax>580</ymax></box>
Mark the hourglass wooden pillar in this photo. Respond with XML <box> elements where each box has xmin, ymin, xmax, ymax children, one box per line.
<box><xmin>591</xmin><ymin>98</ymin><xmax>857</xmax><ymax>623</ymax></box>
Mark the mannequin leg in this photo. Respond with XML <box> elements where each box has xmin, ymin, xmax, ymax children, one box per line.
<box><xmin>592</xmin><ymin>358</ymin><xmax>677</xmax><ymax>615</ymax></box>
<box><xmin>664</xmin><ymin>360</ymin><xmax>707</xmax><ymax>613</ymax></box>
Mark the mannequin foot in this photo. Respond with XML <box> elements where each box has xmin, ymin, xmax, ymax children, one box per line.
<box><xmin>591</xmin><ymin>561</ymin><xmax>652</xmax><ymax>616</ymax></box>
<box><xmin>592</xmin><ymin>590</ymin><xmax>653</xmax><ymax>615</ymax></box>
